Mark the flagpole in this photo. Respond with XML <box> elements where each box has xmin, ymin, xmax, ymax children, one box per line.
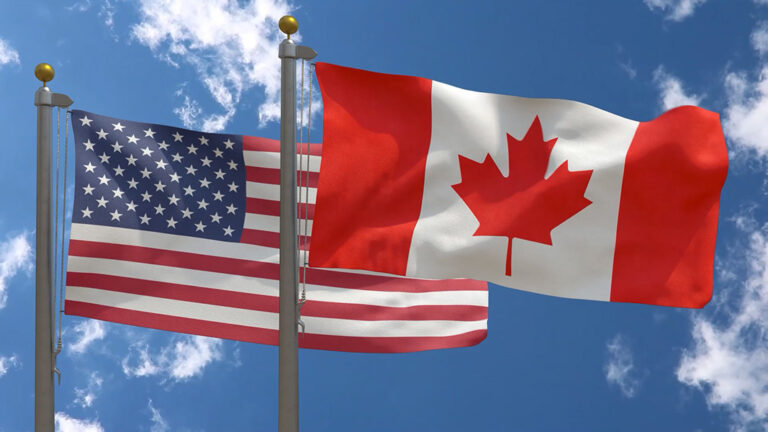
<box><xmin>33</xmin><ymin>63</ymin><xmax>72</xmax><ymax>432</ymax></box>
<box><xmin>277</xmin><ymin>16</ymin><xmax>316</xmax><ymax>432</ymax></box>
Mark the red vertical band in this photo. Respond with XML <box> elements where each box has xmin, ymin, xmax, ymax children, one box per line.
<box><xmin>611</xmin><ymin>106</ymin><xmax>728</xmax><ymax>308</ymax></box>
<box><xmin>309</xmin><ymin>63</ymin><xmax>433</xmax><ymax>275</ymax></box>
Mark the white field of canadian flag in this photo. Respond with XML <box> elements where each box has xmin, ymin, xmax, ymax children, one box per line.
<box><xmin>309</xmin><ymin>63</ymin><xmax>729</xmax><ymax>308</ymax></box>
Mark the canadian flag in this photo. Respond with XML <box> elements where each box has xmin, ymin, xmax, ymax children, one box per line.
<box><xmin>309</xmin><ymin>63</ymin><xmax>728</xmax><ymax>308</ymax></box>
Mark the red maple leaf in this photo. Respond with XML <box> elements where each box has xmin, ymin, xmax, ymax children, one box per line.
<box><xmin>451</xmin><ymin>116</ymin><xmax>593</xmax><ymax>276</ymax></box>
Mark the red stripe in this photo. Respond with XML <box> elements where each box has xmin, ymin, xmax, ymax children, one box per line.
<box><xmin>68</xmin><ymin>239</ymin><xmax>487</xmax><ymax>293</ymax></box>
<box><xmin>65</xmin><ymin>301</ymin><xmax>487</xmax><ymax>353</ymax></box>
<box><xmin>309</xmin><ymin>63</ymin><xmax>432</xmax><ymax>276</ymax></box>
<box><xmin>242</xmin><ymin>135</ymin><xmax>323</xmax><ymax>156</ymax></box>
<box><xmin>246</xmin><ymin>166</ymin><xmax>319</xmax><ymax>188</ymax></box>
<box><xmin>611</xmin><ymin>106</ymin><xmax>728</xmax><ymax>308</ymax></box>
<box><xmin>240</xmin><ymin>228</ymin><xmax>310</xmax><ymax>250</ymax></box>
<box><xmin>246</xmin><ymin>198</ymin><xmax>315</xmax><ymax>219</ymax></box>
<box><xmin>66</xmin><ymin>272</ymin><xmax>487</xmax><ymax>321</ymax></box>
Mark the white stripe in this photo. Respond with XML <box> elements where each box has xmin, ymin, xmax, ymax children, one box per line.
<box><xmin>246</xmin><ymin>182</ymin><xmax>317</xmax><ymax>204</ymax></box>
<box><xmin>244</xmin><ymin>151</ymin><xmax>322</xmax><ymax>172</ymax></box>
<box><xmin>67</xmin><ymin>256</ymin><xmax>487</xmax><ymax>307</ymax></box>
<box><xmin>243</xmin><ymin>213</ymin><xmax>313</xmax><ymax>233</ymax></box>
<box><xmin>67</xmin><ymin>286</ymin><xmax>487</xmax><ymax>337</ymax></box>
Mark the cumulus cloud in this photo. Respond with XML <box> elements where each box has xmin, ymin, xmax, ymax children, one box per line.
<box><xmin>68</xmin><ymin>320</ymin><xmax>107</xmax><ymax>354</ymax></box>
<box><xmin>74</xmin><ymin>372</ymin><xmax>103</xmax><ymax>408</ymax></box>
<box><xmin>652</xmin><ymin>66</ymin><xmax>704</xmax><ymax>110</ymax></box>
<box><xmin>753</xmin><ymin>22</ymin><xmax>768</xmax><ymax>56</ymax></box>
<box><xmin>677</xmin><ymin>228</ymin><xmax>768</xmax><ymax>431</ymax></box>
<box><xmin>0</xmin><ymin>37</ymin><xmax>20</xmax><ymax>67</ymax></box>
<box><xmin>722</xmin><ymin>68</ymin><xmax>768</xmax><ymax>158</ymax></box>
<box><xmin>55</xmin><ymin>412</ymin><xmax>104</xmax><ymax>432</ymax></box>
<box><xmin>644</xmin><ymin>0</ymin><xmax>707</xmax><ymax>21</ymax></box>
<box><xmin>604</xmin><ymin>335</ymin><xmax>642</xmax><ymax>398</ymax></box>
<box><xmin>131</xmin><ymin>0</ymin><xmax>318</xmax><ymax>131</ymax></box>
<box><xmin>122</xmin><ymin>335</ymin><xmax>223</xmax><ymax>382</ymax></box>
<box><xmin>0</xmin><ymin>354</ymin><xmax>20</xmax><ymax>378</ymax></box>
<box><xmin>148</xmin><ymin>399</ymin><xmax>170</xmax><ymax>432</ymax></box>
<box><xmin>0</xmin><ymin>232</ymin><xmax>33</xmax><ymax>309</ymax></box>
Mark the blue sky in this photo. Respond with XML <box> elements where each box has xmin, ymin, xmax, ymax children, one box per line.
<box><xmin>1</xmin><ymin>0</ymin><xmax>768</xmax><ymax>431</ymax></box>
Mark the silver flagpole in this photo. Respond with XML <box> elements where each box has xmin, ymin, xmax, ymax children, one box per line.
<box><xmin>33</xmin><ymin>63</ymin><xmax>72</xmax><ymax>432</ymax></box>
<box><xmin>277</xmin><ymin>16</ymin><xmax>316</xmax><ymax>432</ymax></box>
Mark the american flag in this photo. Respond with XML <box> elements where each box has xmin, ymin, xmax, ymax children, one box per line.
<box><xmin>65</xmin><ymin>110</ymin><xmax>488</xmax><ymax>353</ymax></box>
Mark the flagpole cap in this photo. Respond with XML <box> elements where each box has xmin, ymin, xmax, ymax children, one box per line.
<box><xmin>34</xmin><ymin>63</ymin><xmax>55</xmax><ymax>86</ymax></box>
<box><xmin>279</xmin><ymin>15</ymin><xmax>298</xmax><ymax>38</ymax></box>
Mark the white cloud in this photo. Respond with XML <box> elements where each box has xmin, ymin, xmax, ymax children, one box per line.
<box><xmin>723</xmin><ymin>68</ymin><xmax>768</xmax><ymax>158</ymax></box>
<box><xmin>68</xmin><ymin>320</ymin><xmax>107</xmax><ymax>354</ymax></box>
<box><xmin>604</xmin><ymin>334</ymin><xmax>641</xmax><ymax>398</ymax></box>
<box><xmin>148</xmin><ymin>399</ymin><xmax>170</xmax><ymax>432</ymax></box>
<box><xmin>0</xmin><ymin>232</ymin><xmax>33</xmax><ymax>309</ymax></box>
<box><xmin>0</xmin><ymin>37</ymin><xmax>20</xmax><ymax>67</ymax></box>
<box><xmin>122</xmin><ymin>335</ymin><xmax>223</xmax><ymax>382</ymax></box>
<box><xmin>752</xmin><ymin>22</ymin><xmax>768</xmax><ymax>56</ymax></box>
<box><xmin>644</xmin><ymin>0</ymin><xmax>707</xmax><ymax>21</ymax></box>
<box><xmin>0</xmin><ymin>354</ymin><xmax>20</xmax><ymax>378</ymax></box>
<box><xmin>652</xmin><ymin>66</ymin><xmax>704</xmax><ymax>110</ymax></box>
<box><xmin>55</xmin><ymin>412</ymin><xmax>104</xmax><ymax>432</ymax></box>
<box><xmin>73</xmin><ymin>372</ymin><xmax>103</xmax><ymax>408</ymax></box>
<box><xmin>677</xmin><ymin>228</ymin><xmax>768</xmax><ymax>431</ymax></box>
<box><xmin>130</xmin><ymin>0</ymin><xmax>297</xmax><ymax>131</ymax></box>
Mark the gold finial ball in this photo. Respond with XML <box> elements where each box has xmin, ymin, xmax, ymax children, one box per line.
<box><xmin>34</xmin><ymin>63</ymin><xmax>55</xmax><ymax>84</ymax></box>
<box><xmin>279</xmin><ymin>15</ymin><xmax>298</xmax><ymax>35</ymax></box>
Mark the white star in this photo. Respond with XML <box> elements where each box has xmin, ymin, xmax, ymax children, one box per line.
<box><xmin>126</xmin><ymin>134</ymin><xmax>139</xmax><ymax>144</ymax></box>
<box><xmin>227</xmin><ymin>181</ymin><xmax>239</xmax><ymax>192</ymax></box>
<box><xmin>127</xmin><ymin>178</ymin><xmax>139</xmax><ymax>189</ymax></box>
<box><xmin>200</xmin><ymin>156</ymin><xmax>212</xmax><ymax>167</ymax></box>
<box><xmin>96</xmin><ymin>129</ymin><xmax>109</xmax><ymax>140</ymax></box>
<box><xmin>185</xmin><ymin>165</ymin><xmax>198</xmax><ymax>175</ymax></box>
<box><xmin>223</xmin><ymin>225</ymin><xmax>234</xmax><ymax>236</ymax></box>
<box><xmin>168</xmin><ymin>194</ymin><xmax>180</xmax><ymax>206</ymax></box>
<box><xmin>112</xmin><ymin>122</ymin><xmax>125</xmax><ymax>132</ymax></box>
<box><xmin>199</xmin><ymin>178</ymin><xmax>211</xmax><ymax>188</ymax></box>
<box><xmin>196</xmin><ymin>199</ymin><xmax>209</xmax><ymax>210</ymax></box>
<box><xmin>213</xmin><ymin>169</ymin><xmax>225</xmax><ymax>180</ymax></box>
<box><xmin>98</xmin><ymin>152</ymin><xmax>111</xmax><ymax>164</ymax></box>
<box><xmin>166</xmin><ymin>217</ymin><xmax>178</xmax><ymax>228</ymax></box>
<box><xmin>139</xmin><ymin>214</ymin><xmax>151</xmax><ymax>224</ymax></box>
<box><xmin>172</xmin><ymin>131</ymin><xmax>184</xmax><ymax>142</ymax></box>
<box><xmin>187</xmin><ymin>144</ymin><xmax>198</xmax><ymax>155</ymax></box>
<box><xmin>210</xmin><ymin>212</ymin><xmax>222</xmax><ymax>223</ymax></box>
<box><xmin>113</xmin><ymin>166</ymin><xmax>125</xmax><ymax>176</ymax></box>
<box><xmin>157</xmin><ymin>141</ymin><xmax>169</xmax><ymax>151</ymax></box>
<box><xmin>183</xmin><ymin>185</ymin><xmax>196</xmax><ymax>196</ymax></box>
<box><xmin>169</xmin><ymin>173</ymin><xmax>181</xmax><ymax>183</ymax></box>
<box><xmin>226</xmin><ymin>203</ymin><xmax>237</xmax><ymax>214</ymax></box>
<box><xmin>143</xmin><ymin>128</ymin><xmax>155</xmax><ymax>138</ymax></box>
<box><xmin>82</xmin><ymin>184</ymin><xmax>95</xmax><ymax>195</ymax></box>
<box><xmin>154</xmin><ymin>180</ymin><xmax>166</xmax><ymax>192</ymax></box>
<box><xmin>155</xmin><ymin>159</ymin><xmax>168</xmax><ymax>170</ymax></box>
<box><xmin>97</xmin><ymin>174</ymin><xmax>110</xmax><ymax>185</ymax></box>
<box><xmin>81</xmin><ymin>207</ymin><xmax>93</xmax><ymax>218</ymax></box>
<box><xmin>111</xmin><ymin>141</ymin><xmax>123</xmax><ymax>153</ymax></box>
<box><xmin>110</xmin><ymin>209</ymin><xmax>123</xmax><ymax>221</ymax></box>
<box><xmin>140</xmin><ymin>167</ymin><xmax>152</xmax><ymax>179</ymax></box>
<box><xmin>171</xmin><ymin>153</ymin><xmax>183</xmax><ymax>163</ymax></box>
<box><xmin>83</xmin><ymin>162</ymin><xmax>96</xmax><ymax>173</ymax></box>
<box><xmin>223</xmin><ymin>139</ymin><xmax>234</xmax><ymax>150</ymax></box>
<box><xmin>154</xmin><ymin>204</ymin><xmax>166</xmax><ymax>215</ymax></box>
<box><xmin>213</xmin><ymin>148</ymin><xmax>224</xmax><ymax>158</ymax></box>
<box><xmin>126</xmin><ymin>201</ymin><xmax>138</xmax><ymax>211</ymax></box>
<box><xmin>79</xmin><ymin>115</ymin><xmax>93</xmax><ymax>127</ymax></box>
<box><xmin>227</xmin><ymin>160</ymin><xmax>238</xmax><ymax>170</ymax></box>
<box><xmin>96</xmin><ymin>196</ymin><xmax>108</xmax><ymax>208</ymax></box>
<box><xmin>194</xmin><ymin>221</ymin><xmax>207</xmax><ymax>232</ymax></box>
<box><xmin>83</xmin><ymin>139</ymin><xmax>95</xmax><ymax>151</ymax></box>
<box><xmin>112</xmin><ymin>187</ymin><xmax>124</xmax><ymax>198</ymax></box>
<box><xmin>126</xmin><ymin>154</ymin><xmax>138</xmax><ymax>166</ymax></box>
<box><xmin>181</xmin><ymin>208</ymin><xmax>193</xmax><ymax>219</ymax></box>
<box><xmin>141</xmin><ymin>147</ymin><xmax>154</xmax><ymax>157</ymax></box>
<box><xmin>199</xmin><ymin>136</ymin><xmax>209</xmax><ymax>145</ymax></box>
<box><xmin>212</xmin><ymin>191</ymin><xmax>224</xmax><ymax>201</ymax></box>
<box><xmin>141</xmin><ymin>191</ymin><xmax>152</xmax><ymax>202</ymax></box>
